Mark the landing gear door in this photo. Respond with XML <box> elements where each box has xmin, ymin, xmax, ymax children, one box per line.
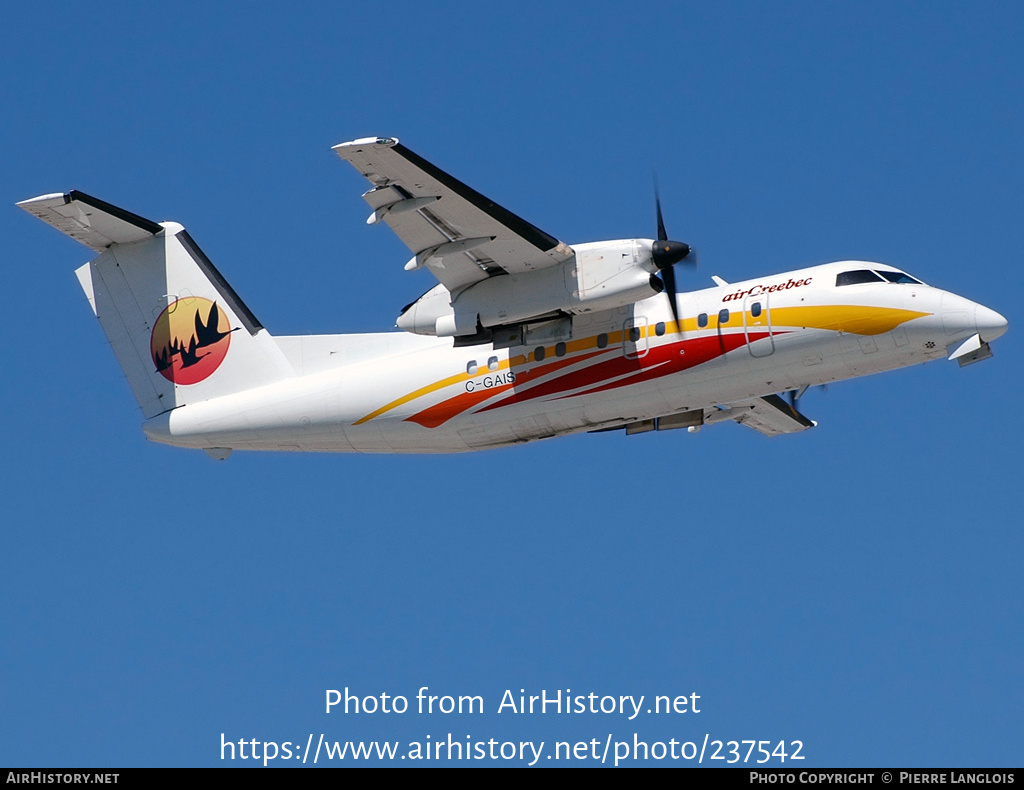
<box><xmin>743</xmin><ymin>293</ymin><xmax>775</xmax><ymax>357</ymax></box>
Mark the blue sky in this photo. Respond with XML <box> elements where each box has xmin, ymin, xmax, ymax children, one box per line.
<box><xmin>2</xmin><ymin>1</ymin><xmax>1021</xmax><ymax>767</ymax></box>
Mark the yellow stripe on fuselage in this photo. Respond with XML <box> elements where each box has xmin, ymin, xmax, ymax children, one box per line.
<box><xmin>770</xmin><ymin>305</ymin><xmax>930</xmax><ymax>335</ymax></box>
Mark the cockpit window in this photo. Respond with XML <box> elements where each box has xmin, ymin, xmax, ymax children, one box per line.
<box><xmin>836</xmin><ymin>270</ymin><xmax>885</xmax><ymax>286</ymax></box>
<box><xmin>876</xmin><ymin>270</ymin><xmax>923</xmax><ymax>285</ymax></box>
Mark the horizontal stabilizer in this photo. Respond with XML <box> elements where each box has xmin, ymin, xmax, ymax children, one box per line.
<box><xmin>17</xmin><ymin>191</ymin><xmax>163</xmax><ymax>252</ymax></box>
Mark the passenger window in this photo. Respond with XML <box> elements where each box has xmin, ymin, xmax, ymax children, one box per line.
<box><xmin>555</xmin><ymin>342</ymin><xmax>566</xmax><ymax>357</ymax></box>
<box><xmin>698</xmin><ymin>313</ymin><xmax>708</xmax><ymax>328</ymax></box>
<box><xmin>534</xmin><ymin>346</ymin><xmax>545</xmax><ymax>361</ymax></box>
<box><xmin>718</xmin><ymin>309</ymin><xmax>730</xmax><ymax>324</ymax></box>
<box><xmin>597</xmin><ymin>333</ymin><xmax>608</xmax><ymax>349</ymax></box>
<box><xmin>751</xmin><ymin>302</ymin><xmax>762</xmax><ymax>318</ymax></box>
<box><xmin>655</xmin><ymin>322</ymin><xmax>666</xmax><ymax>336</ymax></box>
<box><xmin>487</xmin><ymin>356</ymin><xmax>499</xmax><ymax>371</ymax></box>
<box><xmin>836</xmin><ymin>270</ymin><xmax>885</xmax><ymax>286</ymax></box>
<box><xmin>629</xmin><ymin>327</ymin><xmax>641</xmax><ymax>342</ymax></box>
<box><xmin>466</xmin><ymin>360</ymin><xmax>478</xmax><ymax>375</ymax></box>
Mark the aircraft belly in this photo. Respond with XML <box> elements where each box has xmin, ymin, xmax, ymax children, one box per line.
<box><xmin>454</xmin><ymin>401</ymin><xmax>590</xmax><ymax>449</ymax></box>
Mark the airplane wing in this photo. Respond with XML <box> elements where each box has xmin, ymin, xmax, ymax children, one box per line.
<box><xmin>722</xmin><ymin>394</ymin><xmax>817</xmax><ymax>437</ymax></box>
<box><xmin>333</xmin><ymin>137</ymin><xmax>574</xmax><ymax>292</ymax></box>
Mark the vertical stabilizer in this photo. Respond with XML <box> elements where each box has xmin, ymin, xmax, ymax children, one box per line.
<box><xmin>20</xmin><ymin>191</ymin><xmax>293</xmax><ymax>418</ymax></box>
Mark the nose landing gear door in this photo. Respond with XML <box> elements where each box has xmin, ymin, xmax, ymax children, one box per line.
<box><xmin>743</xmin><ymin>293</ymin><xmax>775</xmax><ymax>357</ymax></box>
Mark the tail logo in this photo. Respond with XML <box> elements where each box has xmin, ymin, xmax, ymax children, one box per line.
<box><xmin>151</xmin><ymin>297</ymin><xmax>233</xmax><ymax>385</ymax></box>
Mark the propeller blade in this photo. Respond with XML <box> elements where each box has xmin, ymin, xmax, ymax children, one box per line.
<box><xmin>656</xmin><ymin>190</ymin><xmax>668</xmax><ymax>242</ymax></box>
<box><xmin>652</xmin><ymin>183</ymin><xmax>693</xmax><ymax>269</ymax></box>
<box><xmin>651</xmin><ymin>179</ymin><xmax>695</xmax><ymax>332</ymax></box>
<box><xmin>662</xmin><ymin>263</ymin><xmax>682</xmax><ymax>331</ymax></box>
<box><xmin>786</xmin><ymin>384</ymin><xmax>817</xmax><ymax>412</ymax></box>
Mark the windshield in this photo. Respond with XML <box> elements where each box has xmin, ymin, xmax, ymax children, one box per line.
<box><xmin>876</xmin><ymin>270</ymin><xmax>923</xmax><ymax>285</ymax></box>
<box><xmin>836</xmin><ymin>270</ymin><xmax>884</xmax><ymax>286</ymax></box>
<box><xmin>836</xmin><ymin>269</ymin><xmax>924</xmax><ymax>287</ymax></box>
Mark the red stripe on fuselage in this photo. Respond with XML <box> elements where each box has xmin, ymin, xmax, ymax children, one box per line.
<box><xmin>554</xmin><ymin>331</ymin><xmax>765</xmax><ymax>400</ymax></box>
<box><xmin>408</xmin><ymin>331</ymin><xmax>772</xmax><ymax>428</ymax></box>
<box><xmin>478</xmin><ymin>331</ymin><xmax>770</xmax><ymax>413</ymax></box>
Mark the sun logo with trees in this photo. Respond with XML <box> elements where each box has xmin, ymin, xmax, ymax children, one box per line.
<box><xmin>150</xmin><ymin>296</ymin><xmax>234</xmax><ymax>384</ymax></box>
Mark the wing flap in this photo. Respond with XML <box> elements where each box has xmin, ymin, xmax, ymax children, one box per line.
<box><xmin>334</xmin><ymin>137</ymin><xmax>573</xmax><ymax>292</ymax></box>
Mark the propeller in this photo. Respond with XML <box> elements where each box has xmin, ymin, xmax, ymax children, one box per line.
<box><xmin>786</xmin><ymin>386</ymin><xmax>809</xmax><ymax>410</ymax></box>
<box><xmin>651</xmin><ymin>184</ymin><xmax>696</xmax><ymax>331</ymax></box>
<box><xmin>786</xmin><ymin>384</ymin><xmax>828</xmax><ymax>412</ymax></box>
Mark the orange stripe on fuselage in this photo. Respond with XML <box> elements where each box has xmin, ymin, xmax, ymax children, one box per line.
<box><xmin>406</xmin><ymin>351</ymin><xmax>604</xmax><ymax>428</ymax></box>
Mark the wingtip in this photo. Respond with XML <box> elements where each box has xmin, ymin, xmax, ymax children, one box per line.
<box><xmin>16</xmin><ymin>192</ymin><xmax>69</xmax><ymax>209</ymax></box>
<box><xmin>332</xmin><ymin>136</ymin><xmax>399</xmax><ymax>151</ymax></box>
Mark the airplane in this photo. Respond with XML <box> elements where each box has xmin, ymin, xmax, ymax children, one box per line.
<box><xmin>18</xmin><ymin>136</ymin><xmax>1008</xmax><ymax>458</ymax></box>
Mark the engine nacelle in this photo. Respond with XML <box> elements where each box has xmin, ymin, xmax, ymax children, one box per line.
<box><xmin>397</xmin><ymin>239</ymin><xmax>660</xmax><ymax>337</ymax></box>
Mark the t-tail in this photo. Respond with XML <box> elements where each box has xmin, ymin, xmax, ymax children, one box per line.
<box><xmin>18</xmin><ymin>191</ymin><xmax>293</xmax><ymax>419</ymax></box>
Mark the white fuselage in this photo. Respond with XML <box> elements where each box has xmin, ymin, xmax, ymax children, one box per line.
<box><xmin>142</xmin><ymin>260</ymin><xmax>1006</xmax><ymax>454</ymax></box>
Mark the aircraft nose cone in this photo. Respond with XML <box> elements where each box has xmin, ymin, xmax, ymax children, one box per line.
<box><xmin>975</xmin><ymin>304</ymin><xmax>1008</xmax><ymax>342</ymax></box>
